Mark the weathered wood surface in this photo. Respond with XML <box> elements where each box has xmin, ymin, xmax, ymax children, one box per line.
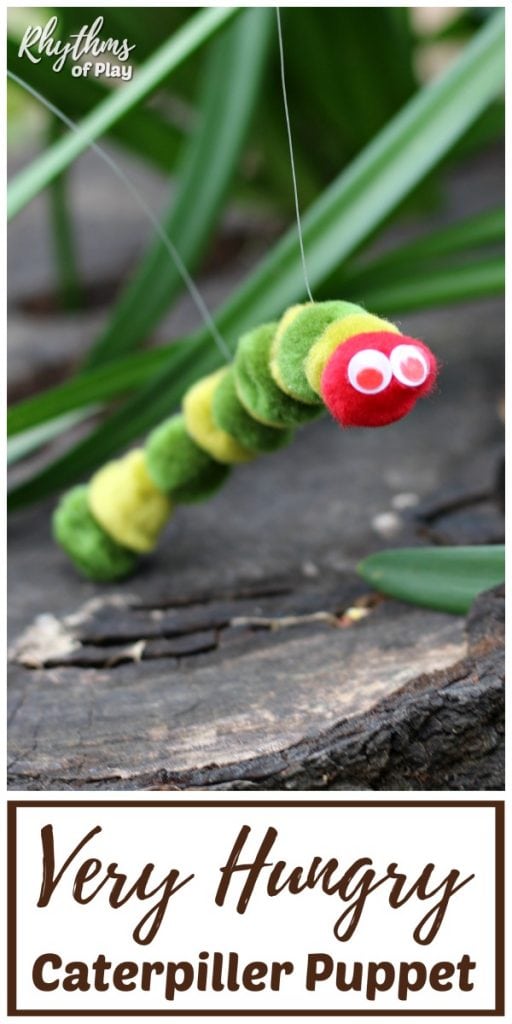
<box><xmin>8</xmin><ymin>580</ymin><xmax>503</xmax><ymax>790</ymax></box>
<box><xmin>8</xmin><ymin>149</ymin><xmax>504</xmax><ymax>790</ymax></box>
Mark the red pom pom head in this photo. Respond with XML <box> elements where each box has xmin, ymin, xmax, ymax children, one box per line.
<box><xmin>321</xmin><ymin>331</ymin><xmax>437</xmax><ymax>428</ymax></box>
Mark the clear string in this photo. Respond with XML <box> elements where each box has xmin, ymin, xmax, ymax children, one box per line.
<box><xmin>275</xmin><ymin>7</ymin><xmax>314</xmax><ymax>303</ymax></box>
<box><xmin>7</xmin><ymin>69</ymin><xmax>232</xmax><ymax>362</ymax></box>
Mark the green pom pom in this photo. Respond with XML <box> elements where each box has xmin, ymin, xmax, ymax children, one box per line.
<box><xmin>53</xmin><ymin>485</ymin><xmax>137</xmax><ymax>581</ymax></box>
<box><xmin>146</xmin><ymin>414</ymin><xmax>230</xmax><ymax>503</ymax></box>
<box><xmin>272</xmin><ymin>300</ymin><xmax>363</xmax><ymax>403</ymax></box>
<box><xmin>234</xmin><ymin>322</ymin><xmax>323</xmax><ymax>428</ymax></box>
<box><xmin>212</xmin><ymin>368</ymin><xmax>293</xmax><ymax>453</ymax></box>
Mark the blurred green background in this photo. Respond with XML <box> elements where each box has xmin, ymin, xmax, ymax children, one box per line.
<box><xmin>7</xmin><ymin>6</ymin><xmax>505</xmax><ymax>524</ymax></box>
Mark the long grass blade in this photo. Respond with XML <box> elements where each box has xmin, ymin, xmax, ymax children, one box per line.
<box><xmin>8</xmin><ymin>337</ymin><xmax>218</xmax><ymax>509</ymax></box>
<box><xmin>351</xmin><ymin>255</ymin><xmax>504</xmax><ymax>314</ymax></box>
<box><xmin>46</xmin><ymin>118</ymin><xmax>84</xmax><ymax>309</ymax></box>
<box><xmin>7</xmin><ymin>7</ymin><xmax>239</xmax><ymax>218</ymax></box>
<box><xmin>7</xmin><ymin>410</ymin><xmax>95</xmax><ymax>465</ymax></box>
<box><xmin>86</xmin><ymin>8</ymin><xmax>272</xmax><ymax>366</ymax></box>
<box><xmin>8</xmin><ymin>346</ymin><xmax>182</xmax><ymax>436</ymax></box>
<box><xmin>7</xmin><ymin>35</ymin><xmax>184</xmax><ymax>172</ymax></box>
<box><xmin>211</xmin><ymin>9</ymin><xmax>504</xmax><ymax>332</ymax></box>
<box><xmin>344</xmin><ymin>207</ymin><xmax>504</xmax><ymax>285</ymax></box>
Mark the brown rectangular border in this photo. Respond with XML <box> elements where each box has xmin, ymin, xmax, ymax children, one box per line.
<box><xmin>7</xmin><ymin>799</ymin><xmax>505</xmax><ymax>1017</ymax></box>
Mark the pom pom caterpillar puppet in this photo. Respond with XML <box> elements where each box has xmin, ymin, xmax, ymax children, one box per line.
<box><xmin>54</xmin><ymin>301</ymin><xmax>437</xmax><ymax>581</ymax></box>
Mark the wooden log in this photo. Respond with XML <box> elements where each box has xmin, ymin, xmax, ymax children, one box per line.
<box><xmin>7</xmin><ymin>576</ymin><xmax>503</xmax><ymax>790</ymax></box>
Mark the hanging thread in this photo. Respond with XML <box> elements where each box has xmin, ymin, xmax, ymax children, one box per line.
<box><xmin>7</xmin><ymin>69</ymin><xmax>232</xmax><ymax>362</ymax></box>
<box><xmin>275</xmin><ymin>7</ymin><xmax>314</xmax><ymax>303</ymax></box>
<box><xmin>42</xmin><ymin>15</ymin><xmax>438</xmax><ymax>585</ymax></box>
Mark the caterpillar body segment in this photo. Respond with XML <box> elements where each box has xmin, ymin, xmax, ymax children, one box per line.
<box><xmin>54</xmin><ymin>301</ymin><xmax>438</xmax><ymax>580</ymax></box>
<box><xmin>270</xmin><ymin>299</ymin><xmax>362</xmax><ymax>404</ymax></box>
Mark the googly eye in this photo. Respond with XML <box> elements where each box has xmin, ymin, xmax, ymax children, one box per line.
<box><xmin>347</xmin><ymin>349</ymin><xmax>392</xmax><ymax>395</ymax></box>
<box><xmin>390</xmin><ymin>344</ymin><xmax>429</xmax><ymax>387</ymax></box>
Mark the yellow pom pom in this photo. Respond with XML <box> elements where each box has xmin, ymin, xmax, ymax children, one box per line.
<box><xmin>183</xmin><ymin>369</ymin><xmax>255</xmax><ymax>464</ymax></box>
<box><xmin>269</xmin><ymin>303</ymin><xmax>309</xmax><ymax>391</ymax></box>
<box><xmin>89</xmin><ymin>449</ymin><xmax>172</xmax><ymax>553</ymax></box>
<box><xmin>305</xmin><ymin>313</ymin><xmax>400</xmax><ymax>395</ymax></box>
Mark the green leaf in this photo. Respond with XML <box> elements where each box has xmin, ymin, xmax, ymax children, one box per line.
<box><xmin>7</xmin><ymin>7</ymin><xmax>240</xmax><ymax>219</ymax></box>
<box><xmin>46</xmin><ymin>118</ymin><xmax>83</xmax><ymax>310</ymax></box>
<box><xmin>453</xmin><ymin>99</ymin><xmax>504</xmax><ymax>161</ymax></box>
<box><xmin>86</xmin><ymin>8</ymin><xmax>272</xmax><ymax>367</ymax></box>
<box><xmin>7</xmin><ymin>410</ymin><xmax>96</xmax><ymax>465</ymax></box>
<box><xmin>8</xmin><ymin>12</ymin><xmax>505</xmax><ymax>509</ymax></box>
<box><xmin>7</xmin><ymin>338</ymin><xmax>219</xmax><ymax>510</ymax></box>
<box><xmin>206</xmin><ymin>9</ymin><xmax>505</xmax><ymax>335</ymax></box>
<box><xmin>322</xmin><ymin>207</ymin><xmax>504</xmax><ymax>308</ymax></box>
<box><xmin>357</xmin><ymin>545</ymin><xmax>504</xmax><ymax>615</ymax></box>
<box><xmin>283</xmin><ymin>9</ymin><xmax>417</xmax><ymax>172</ymax></box>
<box><xmin>7</xmin><ymin>346</ymin><xmax>180</xmax><ymax>436</ymax></box>
<box><xmin>6</xmin><ymin>35</ymin><xmax>184</xmax><ymax>173</ymax></box>
<box><xmin>57</xmin><ymin>8</ymin><xmax>192</xmax><ymax>65</ymax></box>
<box><xmin>344</xmin><ymin>207</ymin><xmax>504</xmax><ymax>285</ymax></box>
<box><xmin>350</xmin><ymin>255</ymin><xmax>504</xmax><ymax>315</ymax></box>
